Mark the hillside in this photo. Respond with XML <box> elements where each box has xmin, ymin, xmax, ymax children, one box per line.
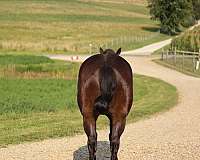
<box><xmin>0</xmin><ymin>0</ymin><xmax>168</xmax><ymax>54</ymax></box>
<box><xmin>172</xmin><ymin>26</ymin><xmax>200</xmax><ymax>52</ymax></box>
<box><xmin>79</xmin><ymin>0</ymin><xmax>147</xmax><ymax>5</ymax></box>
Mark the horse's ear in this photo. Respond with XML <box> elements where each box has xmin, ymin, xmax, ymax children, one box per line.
<box><xmin>116</xmin><ymin>48</ymin><xmax>121</xmax><ymax>55</ymax></box>
<box><xmin>100</xmin><ymin>47</ymin><xmax>104</xmax><ymax>54</ymax></box>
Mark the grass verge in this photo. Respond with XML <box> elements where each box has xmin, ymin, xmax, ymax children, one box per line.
<box><xmin>0</xmin><ymin>74</ymin><xmax>178</xmax><ymax>147</ymax></box>
<box><xmin>0</xmin><ymin>54</ymin><xmax>80</xmax><ymax>79</ymax></box>
<box><xmin>154</xmin><ymin>58</ymin><xmax>200</xmax><ymax>78</ymax></box>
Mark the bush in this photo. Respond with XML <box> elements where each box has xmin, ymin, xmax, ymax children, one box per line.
<box><xmin>192</xmin><ymin>0</ymin><xmax>200</xmax><ymax>20</ymax></box>
<box><xmin>171</xmin><ymin>26</ymin><xmax>200</xmax><ymax>52</ymax></box>
<box><xmin>181</xmin><ymin>16</ymin><xmax>196</xmax><ymax>28</ymax></box>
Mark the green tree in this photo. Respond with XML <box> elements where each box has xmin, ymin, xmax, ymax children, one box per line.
<box><xmin>192</xmin><ymin>0</ymin><xmax>200</xmax><ymax>20</ymax></box>
<box><xmin>148</xmin><ymin>0</ymin><xmax>193</xmax><ymax>35</ymax></box>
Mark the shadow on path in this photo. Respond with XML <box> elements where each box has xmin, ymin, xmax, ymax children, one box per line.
<box><xmin>73</xmin><ymin>141</ymin><xmax>111</xmax><ymax>160</ymax></box>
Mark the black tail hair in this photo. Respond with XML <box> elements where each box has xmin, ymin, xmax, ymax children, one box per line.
<box><xmin>94</xmin><ymin>64</ymin><xmax>116</xmax><ymax>113</ymax></box>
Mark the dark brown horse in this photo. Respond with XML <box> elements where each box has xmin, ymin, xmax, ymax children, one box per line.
<box><xmin>77</xmin><ymin>48</ymin><xmax>133</xmax><ymax>160</ymax></box>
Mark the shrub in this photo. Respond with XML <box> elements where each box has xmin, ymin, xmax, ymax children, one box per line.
<box><xmin>171</xmin><ymin>26</ymin><xmax>200</xmax><ymax>52</ymax></box>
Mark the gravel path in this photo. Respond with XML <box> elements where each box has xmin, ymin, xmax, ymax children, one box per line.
<box><xmin>122</xmin><ymin>39</ymin><xmax>171</xmax><ymax>56</ymax></box>
<box><xmin>1</xmin><ymin>40</ymin><xmax>200</xmax><ymax>160</ymax></box>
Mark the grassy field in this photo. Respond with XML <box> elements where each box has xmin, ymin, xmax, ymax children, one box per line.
<box><xmin>171</xmin><ymin>26</ymin><xmax>200</xmax><ymax>52</ymax></box>
<box><xmin>0</xmin><ymin>54</ymin><xmax>80</xmax><ymax>79</ymax></box>
<box><xmin>0</xmin><ymin>0</ymin><xmax>170</xmax><ymax>54</ymax></box>
<box><xmin>153</xmin><ymin>47</ymin><xmax>200</xmax><ymax>77</ymax></box>
<box><xmin>153</xmin><ymin>24</ymin><xmax>200</xmax><ymax>77</ymax></box>
<box><xmin>154</xmin><ymin>57</ymin><xmax>200</xmax><ymax>78</ymax></box>
<box><xmin>0</xmin><ymin>54</ymin><xmax>178</xmax><ymax>147</ymax></box>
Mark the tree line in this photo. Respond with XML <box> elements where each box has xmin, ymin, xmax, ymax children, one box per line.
<box><xmin>148</xmin><ymin>0</ymin><xmax>200</xmax><ymax>35</ymax></box>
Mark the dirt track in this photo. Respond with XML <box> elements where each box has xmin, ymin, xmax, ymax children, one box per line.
<box><xmin>1</xmin><ymin>40</ymin><xmax>200</xmax><ymax>160</ymax></box>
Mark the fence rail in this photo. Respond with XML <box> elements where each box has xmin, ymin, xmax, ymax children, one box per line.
<box><xmin>75</xmin><ymin>31</ymin><xmax>160</xmax><ymax>54</ymax></box>
<box><xmin>161</xmin><ymin>48</ymin><xmax>200</xmax><ymax>72</ymax></box>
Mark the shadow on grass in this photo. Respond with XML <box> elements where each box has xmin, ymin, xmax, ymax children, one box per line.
<box><xmin>73</xmin><ymin>141</ymin><xmax>111</xmax><ymax>160</ymax></box>
<box><xmin>142</xmin><ymin>26</ymin><xmax>160</xmax><ymax>33</ymax></box>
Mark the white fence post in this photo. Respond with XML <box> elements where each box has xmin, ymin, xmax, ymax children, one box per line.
<box><xmin>174</xmin><ymin>47</ymin><xmax>177</xmax><ymax>65</ymax></box>
<box><xmin>196</xmin><ymin>49</ymin><xmax>200</xmax><ymax>70</ymax></box>
<box><xmin>182</xmin><ymin>52</ymin><xmax>185</xmax><ymax>70</ymax></box>
<box><xmin>166</xmin><ymin>50</ymin><xmax>168</xmax><ymax>61</ymax></box>
<box><xmin>161</xmin><ymin>48</ymin><xmax>164</xmax><ymax>60</ymax></box>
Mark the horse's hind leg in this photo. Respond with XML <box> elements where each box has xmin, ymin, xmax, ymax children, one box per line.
<box><xmin>109</xmin><ymin>116</ymin><xmax>126</xmax><ymax>160</ymax></box>
<box><xmin>83</xmin><ymin>115</ymin><xmax>97</xmax><ymax>160</ymax></box>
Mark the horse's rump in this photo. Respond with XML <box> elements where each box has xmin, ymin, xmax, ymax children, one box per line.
<box><xmin>77</xmin><ymin>51</ymin><xmax>133</xmax><ymax>115</ymax></box>
<box><xmin>94</xmin><ymin>62</ymin><xmax>117</xmax><ymax>114</ymax></box>
<box><xmin>77</xmin><ymin>48</ymin><xmax>133</xmax><ymax>160</ymax></box>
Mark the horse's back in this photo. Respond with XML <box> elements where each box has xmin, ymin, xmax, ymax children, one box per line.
<box><xmin>79</xmin><ymin>53</ymin><xmax>132</xmax><ymax>80</ymax></box>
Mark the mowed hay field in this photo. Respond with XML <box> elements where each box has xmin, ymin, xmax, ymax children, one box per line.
<box><xmin>0</xmin><ymin>0</ymin><xmax>169</xmax><ymax>54</ymax></box>
<box><xmin>0</xmin><ymin>0</ymin><xmax>177</xmax><ymax>147</ymax></box>
<box><xmin>0</xmin><ymin>54</ymin><xmax>178</xmax><ymax>147</ymax></box>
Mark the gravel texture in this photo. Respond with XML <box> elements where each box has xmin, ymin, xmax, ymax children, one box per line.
<box><xmin>1</xmin><ymin>40</ymin><xmax>200</xmax><ymax>160</ymax></box>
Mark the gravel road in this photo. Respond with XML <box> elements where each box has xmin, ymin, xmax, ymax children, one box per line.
<box><xmin>1</xmin><ymin>40</ymin><xmax>200</xmax><ymax>160</ymax></box>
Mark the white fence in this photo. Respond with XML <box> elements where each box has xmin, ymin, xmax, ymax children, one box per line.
<box><xmin>161</xmin><ymin>48</ymin><xmax>200</xmax><ymax>72</ymax></box>
<box><xmin>75</xmin><ymin>31</ymin><xmax>160</xmax><ymax>54</ymax></box>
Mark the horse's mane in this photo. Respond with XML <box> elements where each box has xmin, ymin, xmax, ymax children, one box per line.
<box><xmin>104</xmin><ymin>49</ymin><xmax>115</xmax><ymax>54</ymax></box>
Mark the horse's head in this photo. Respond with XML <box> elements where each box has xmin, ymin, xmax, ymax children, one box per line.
<box><xmin>100</xmin><ymin>47</ymin><xmax>121</xmax><ymax>55</ymax></box>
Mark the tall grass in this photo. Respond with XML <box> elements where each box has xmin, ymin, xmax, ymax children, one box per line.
<box><xmin>171</xmin><ymin>26</ymin><xmax>200</xmax><ymax>52</ymax></box>
<box><xmin>0</xmin><ymin>54</ymin><xmax>80</xmax><ymax>79</ymax></box>
<box><xmin>0</xmin><ymin>79</ymin><xmax>77</xmax><ymax>114</ymax></box>
<box><xmin>0</xmin><ymin>74</ymin><xmax>177</xmax><ymax>146</ymax></box>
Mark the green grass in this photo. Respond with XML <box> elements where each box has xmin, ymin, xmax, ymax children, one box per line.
<box><xmin>128</xmin><ymin>75</ymin><xmax>177</xmax><ymax>122</ymax></box>
<box><xmin>0</xmin><ymin>75</ymin><xmax>178</xmax><ymax>147</ymax></box>
<box><xmin>0</xmin><ymin>79</ymin><xmax>77</xmax><ymax>114</ymax></box>
<box><xmin>0</xmin><ymin>54</ymin><xmax>80</xmax><ymax>79</ymax></box>
<box><xmin>0</xmin><ymin>54</ymin><xmax>178</xmax><ymax>147</ymax></box>
<box><xmin>0</xmin><ymin>54</ymin><xmax>53</xmax><ymax>65</ymax></box>
<box><xmin>152</xmin><ymin>24</ymin><xmax>200</xmax><ymax>77</ymax></box>
<box><xmin>171</xmin><ymin>26</ymin><xmax>200</xmax><ymax>52</ymax></box>
<box><xmin>0</xmin><ymin>0</ymin><xmax>170</xmax><ymax>54</ymax></box>
<box><xmin>0</xmin><ymin>14</ymin><xmax>153</xmax><ymax>24</ymax></box>
<box><xmin>154</xmin><ymin>57</ymin><xmax>200</xmax><ymax>78</ymax></box>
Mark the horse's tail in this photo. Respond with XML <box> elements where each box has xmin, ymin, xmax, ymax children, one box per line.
<box><xmin>94</xmin><ymin>64</ymin><xmax>116</xmax><ymax>113</ymax></box>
